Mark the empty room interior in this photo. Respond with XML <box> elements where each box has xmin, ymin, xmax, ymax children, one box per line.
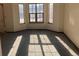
<box><xmin>0</xmin><ymin>3</ymin><xmax>79</xmax><ymax>56</ymax></box>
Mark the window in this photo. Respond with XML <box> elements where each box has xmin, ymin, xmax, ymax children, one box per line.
<box><xmin>49</xmin><ymin>4</ymin><xmax>53</xmax><ymax>24</ymax></box>
<box><xmin>18</xmin><ymin>4</ymin><xmax>24</xmax><ymax>23</ymax></box>
<box><xmin>29</xmin><ymin>4</ymin><xmax>44</xmax><ymax>23</ymax></box>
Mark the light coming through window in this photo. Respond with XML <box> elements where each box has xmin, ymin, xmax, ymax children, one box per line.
<box><xmin>49</xmin><ymin>4</ymin><xmax>53</xmax><ymax>24</ymax></box>
<box><xmin>18</xmin><ymin>4</ymin><xmax>24</xmax><ymax>24</ymax></box>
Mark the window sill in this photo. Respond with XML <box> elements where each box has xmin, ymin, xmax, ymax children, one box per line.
<box><xmin>48</xmin><ymin>22</ymin><xmax>53</xmax><ymax>24</ymax></box>
<box><xmin>19</xmin><ymin>23</ymin><xmax>25</xmax><ymax>24</ymax></box>
<box><xmin>29</xmin><ymin>22</ymin><xmax>44</xmax><ymax>23</ymax></box>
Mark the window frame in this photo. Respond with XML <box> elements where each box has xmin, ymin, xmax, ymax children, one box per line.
<box><xmin>29</xmin><ymin>3</ymin><xmax>44</xmax><ymax>23</ymax></box>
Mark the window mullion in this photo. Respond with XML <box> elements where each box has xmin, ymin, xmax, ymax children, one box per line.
<box><xmin>35</xmin><ymin>4</ymin><xmax>37</xmax><ymax>23</ymax></box>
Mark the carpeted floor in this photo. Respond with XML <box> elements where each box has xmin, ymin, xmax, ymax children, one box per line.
<box><xmin>1</xmin><ymin>29</ymin><xmax>79</xmax><ymax>56</ymax></box>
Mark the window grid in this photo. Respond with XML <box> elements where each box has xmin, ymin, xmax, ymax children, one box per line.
<box><xmin>29</xmin><ymin>3</ymin><xmax>44</xmax><ymax>23</ymax></box>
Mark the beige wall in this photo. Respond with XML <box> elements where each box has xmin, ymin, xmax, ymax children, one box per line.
<box><xmin>3</xmin><ymin>4</ymin><xmax>28</xmax><ymax>32</ymax></box>
<box><xmin>47</xmin><ymin>3</ymin><xmax>64</xmax><ymax>32</ymax></box>
<box><xmin>0</xmin><ymin>5</ymin><xmax>5</xmax><ymax>32</ymax></box>
<box><xmin>3</xmin><ymin>4</ymin><xmax>14</xmax><ymax>32</ymax></box>
<box><xmin>64</xmin><ymin>4</ymin><xmax>79</xmax><ymax>48</ymax></box>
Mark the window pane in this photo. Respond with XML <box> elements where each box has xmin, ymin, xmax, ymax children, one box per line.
<box><xmin>37</xmin><ymin>4</ymin><xmax>43</xmax><ymax>13</ymax></box>
<box><xmin>37</xmin><ymin>14</ymin><xmax>43</xmax><ymax>22</ymax></box>
<box><xmin>30</xmin><ymin>14</ymin><xmax>35</xmax><ymax>22</ymax></box>
<box><xmin>29</xmin><ymin>4</ymin><xmax>36</xmax><ymax>13</ymax></box>
<box><xmin>49</xmin><ymin>4</ymin><xmax>53</xmax><ymax>23</ymax></box>
<box><xmin>18</xmin><ymin>4</ymin><xmax>24</xmax><ymax>23</ymax></box>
